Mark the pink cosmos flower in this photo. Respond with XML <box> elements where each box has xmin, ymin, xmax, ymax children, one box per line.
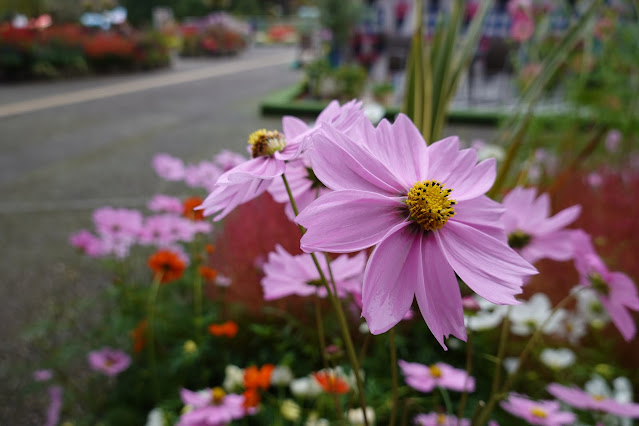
<box><xmin>148</xmin><ymin>194</ymin><xmax>183</xmax><ymax>214</ymax></box>
<box><xmin>605</xmin><ymin>129</ymin><xmax>621</xmax><ymax>153</ymax></box>
<box><xmin>138</xmin><ymin>214</ymin><xmax>210</xmax><ymax>247</ymax></box>
<box><xmin>297</xmin><ymin>115</ymin><xmax>536</xmax><ymax>346</ymax></box>
<box><xmin>153</xmin><ymin>153</ymin><xmax>186</xmax><ymax>181</ymax></box>
<box><xmin>199</xmin><ymin>101</ymin><xmax>366</xmax><ymax>221</ymax></box>
<box><xmin>261</xmin><ymin>245</ymin><xmax>365</xmax><ymax>300</ymax></box>
<box><xmin>92</xmin><ymin>207</ymin><xmax>143</xmax><ymax>258</ymax></box>
<box><xmin>414</xmin><ymin>412</ymin><xmax>470</xmax><ymax>426</ymax></box>
<box><xmin>501</xmin><ymin>393</ymin><xmax>576</xmax><ymax>425</ymax></box>
<box><xmin>87</xmin><ymin>347</ymin><xmax>131</xmax><ymax>377</ymax></box>
<box><xmin>214</xmin><ymin>149</ymin><xmax>247</xmax><ymax>172</ymax></box>
<box><xmin>571</xmin><ymin>230</ymin><xmax>639</xmax><ymax>341</ymax></box>
<box><xmin>177</xmin><ymin>387</ymin><xmax>246</xmax><ymax>426</ymax></box>
<box><xmin>501</xmin><ymin>187</ymin><xmax>581</xmax><ymax>264</ymax></box>
<box><xmin>398</xmin><ymin>360</ymin><xmax>475</xmax><ymax>393</ymax></box>
<box><xmin>69</xmin><ymin>229</ymin><xmax>104</xmax><ymax>257</ymax></box>
<box><xmin>45</xmin><ymin>386</ymin><xmax>63</xmax><ymax>426</ymax></box>
<box><xmin>33</xmin><ymin>369</ymin><xmax>53</xmax><ymax>382</ymax></box>
<box><xmin>184</xmin><ymin>161</ymin><xmax>223</xmax><ymax>191</ymax></box>
<box><xmin>548</xmin><ymin>383</ymin><xmax>639</xmax><ymax>418</ymax></box>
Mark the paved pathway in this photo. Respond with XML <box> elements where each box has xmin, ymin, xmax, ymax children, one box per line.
<box><xmin>0</xmin><ymin>45</ymin><xmax>300</xmax><ymax>424</ymax></box>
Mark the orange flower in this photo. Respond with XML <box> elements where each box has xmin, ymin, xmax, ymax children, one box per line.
<box><xmin>130</xmin><ymin>319</ymin><xmax>148</xmax><ymax>354</ymax></box>
<box><xmin>208</xmin><ymin>321</ymin><xmax>238</xmax><ymax>338</ymax></box>
<box><xmin>205</xmin><ymin>244</ymin><xmax>216</xmax><ymax>254</ymax></box>
<box><xmin>148</xmin><ymin>250</ymin><xmax>186</xmax><ymax>283</ymax></box>
<box><xmin>313</xmin><ymin>371</ymin><xmax>350</xmax><ymax>394</ymax></box>
<box><xmin>183</xmin><ymin>196</ymin><xmax>204</xmax><ymax>221</ymax></box>
<box><xmin>242</xmin><ymin>387</ymin><xmax>260</xmax><ymax>410</ymax></box>
<box><xmin>244</xmin><ymin>364</ymin><xmax>275</xmax><ymax>390</ymax></box>
<box><xmin>199</xmin><ymin>265</ymin><xmax>218</xmax><ymax>281</ymax></box>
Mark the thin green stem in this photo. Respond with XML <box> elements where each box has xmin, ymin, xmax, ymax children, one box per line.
<box><xmin>439</xmin><ymin>387</ymin><xmax>453</xmax><ymax>415</ymax></box>
<box><xmin>281</xmin><ymin>173</ymin><xmax>369</xmax><ymax>426</ymax></box>
<box><xmin>491</xmin><ymin>310</ymin><xmax>511</xmax><ymax>397</ymax></box>
<box><xmin>193</xmin><ymin>270</ymin><xmax>204</xmax><ymax>342</ymax></box>
<box><xmin>315</xmin><ymin>297</ymin><xmax>343</xmax><ymax>421</ymax></box>
<box><xmin>389</xmin><ymin>328</ymin><xmax>399</xmax><ymax>426</ymax></box>
<box><xmin>147</xmin><ymin>273</ymin><xmax>162</xmax><ymax>401</ymax></box>
<box><xmin>457</xmin><ymin>331</ymin><xmax>473</xmax><ymax>420</ymax></box>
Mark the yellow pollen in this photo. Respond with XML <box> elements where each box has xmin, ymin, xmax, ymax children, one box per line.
<box><xmin>592</xmin><ymin>394</ymin><xmax>606</xmax><ymax>401</ymax></box>
<box><xmin>429</xmin><ymin>365</ymin><xmax>443</xmax><ymax>378</ymax></box>
<box><xmin>530</xmin><ymin>406</ymin><xmax>547</xmax><ymax>418</ymax></box>
<box><xmin>248</xmin><ymin>129</ymin><xmax>286</xmax><ymax>158</ymax></box>
<box><xmin>437</xmin><ymin>413</ymin><xmax>446</xmax><ymax>424</ymax></box>
<box><xmin>212</xmin><ymin>387</ymin><xmax>226</xmax><ymax>404</ymax></box>
<box><xmin>406</xmin><ymin>180</ymin><xmax>456</xmax><ymax>231</ymax></box>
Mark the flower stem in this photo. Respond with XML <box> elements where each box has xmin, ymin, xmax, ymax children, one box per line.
<box><xmin>193</xmin><ymin>270</ymin><xmax>204</xmax><ymax>342</ymax></box>
<box><xmin>282</xmin><ymin>173</ymin><xmax>369</xmax><ymax>426</ymax></box>
<box><xmin>439</xmin><ymin>387</ymin><xmax>453</xmax><ymax>415</ymax></box>
<box><xmin>315</xmin><ymin>297</ymin><xmax>343</xmax><ymax>420</ymax></box>
<box><xmin>147</xmin><ymin>272</ymin><xmax>162</xmax><ymax>401</ymax></box>
<box><xmin>389</xmin><ymin>328</ymin><xmax>399</xmax><ymax>426</ymax></box>
<box><xmin>457</xmin><ymin>331</ymin><xmax>473</xmax><ymax>420</ymax></box>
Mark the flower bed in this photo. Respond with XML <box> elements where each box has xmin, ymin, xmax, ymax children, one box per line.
<box><xmin>179</xmin><ymin>13</ymin><xmax>249</xmax><ymax>57</ymax></box>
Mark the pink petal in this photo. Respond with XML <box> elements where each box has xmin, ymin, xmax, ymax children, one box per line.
<box><xmin>362</xmin><ymin>222</ymin><xmax>418</xmax><ymax>334</ymax></box>
<box><xmin>447</xmin><ymin>158</ymin><xmax>497</xmax><ymax>201</ymax></box>
<box><xmin>216</xmin><ymin>157</ymin><xmax>285</xmax><ymax>184</ymax></box>
<box><xmin>414</xmin><ymin>235</ymin><xmax>466</xmax><ymax>348</ymax></box>
<box><xmin>282</xmin><ymin>116</ymin><xmax>309</xmax><ymax>141</ymax></box>
<box><xmin>536</xmin><ymin>205</ymin><xmax>581</xmax><ymax>234</ymax></box>
<box><xmin>436</xmin><ymin>221</ymin><xmax>536</xmax><ymax>304</ymax></box>
<box><xmin>309</xmin><ymin>125</ymin><xmax>406</xmax><ymax>195</ymax></box>
<box><xmin>200</xmin><ymin>178</ymin><xmax>271</xmax><ymax>221</ymax></box>
<box><xmin>453</xmin><ymin>196</ymin><xmax>506</xmax><ymax>242</ymax></box>
<box><xmin>398</xmin><ymin>360</ymin><xmax>436</xmax><ymax>393</ymax></box>
<box><xmin>521</xmin><ymin>229</ymin><xmax>578</xmax><ymax>263</ymax></box>
<box><xmin>297</xmin><ymin>190</ymin><xmax>406</xmax><ymax>253</ymax></box>
<box><xmin>601</xmin><ymin>296</ymin><xmax>636</xmax><ymax>341</ymax></box>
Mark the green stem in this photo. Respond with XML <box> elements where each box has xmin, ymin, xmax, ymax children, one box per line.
<box><xmin>315</xmin><ymin>297</ymin><xmax>343</xmax><ymax>421</ymax></box>
<box><xmin>389</xmin><ymin>328</ymin><xmax>399</xmax><ymax>426</ymax></box>
<box><xmin>439</xmin><ymin>387</ymin><xmax>453</xmax><ymax>415</ymax></box>
<box><xmin>457</xmin><ymin>331</ymin><xmax>473</xmax><ymax>420</ymax></box>
<box><xmin>147</xmin><ymin>273</ymin><xmax>162</xmax><ymax>401</ymax></box>
<box><xmin>193</xmin><ymin>271</ymin><xmax>204</xmax><ymax>342</ymax></box>
<box><xmin>281</xmin><ymin>173</ymin><xmax>369</xmax><ymax>426</ymax></box>
<box><xmin>491</xmin><ymin>311</ymin><xmax>511</xmax><ymax>397</ymax></box>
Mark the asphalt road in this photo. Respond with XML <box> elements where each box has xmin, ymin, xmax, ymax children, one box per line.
<box><xmin>0</xmin><ymin>45</ymin><xmax>300</xmax><ymax>424</ymax></box>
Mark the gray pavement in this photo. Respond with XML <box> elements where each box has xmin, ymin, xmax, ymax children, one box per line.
<box><xmin>0</xmin><ymin>45</ymin><xmax>300</xmax><ymax>424</ymax></box>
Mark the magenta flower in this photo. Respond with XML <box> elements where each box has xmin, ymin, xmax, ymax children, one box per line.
<box><xmin>297</xmin><ymin>115</ymin><xmax>536</xmax><ymax>346</ymax></box>
<box><xmin>200</xmin><ymin>101</ymin><xmax>366</xmax><ymax>221</ymax></box>
<box><xmin>501</xmin><ymin>187</ymin><xmax>581</xmax><ymax>264</ymax></box>
<box><xmin>414</xmin><ymin>412</ymin><xmax>470</xmax><ymax>426</ymax></box>
<box><xmin>69</xmin><ymin>230</ymin><xmax>104</xmax><ymax>257</ymax></box>
<box><xmin>45</xmin><ymin>386</ymin><xmax>63</xmax><ymax>426</ymax></box>
<box><xmin>148</xmin><ymin>195</ymin><xmax>183</xmax><ymax>214</ymax></box>
<box><xmin>33</xmin><ymin>369</ymin><xmax>53</xmax><ymax>382</ymax></box>
<box><xmin>398</xmin><ymin>360</ymin><xmax>475</xmax><ymax>393</ymax></box>
<box><xmin>92</xmin><ymin>207</ymin><xmax>143</xmax><ymax>258</ymax></box>
<box><xmin>177</xmin><ymin>387</ymin><xmax>246</xmax><ymax>426</ymax></box>
<box><xmin>87</xmin><ymin>347</ymin><xmax>131</xmax><ymax>377</ymax></box>
<box><xmin>572</xmin><ymin>230</ymin><xmax>639</xmax><ymax>341</ymax></box>
<box><xmin>261</xmin><ymin>245</ymin><xmax>365</xmax><ymax>300</ymax></box>
<box><xmin>501</xmin><ymin>393</ymin><xmax>576</xmax><ymax>425</ymax></box>
<box><xmin>152</xmin><ymin>153</ymin><xmax>185</xmax><ymax>181</ymax></box>
<box><xmin>548</xmin><ymin>383</ymin><xmax>639</xmax><ymax>418</ymax></box>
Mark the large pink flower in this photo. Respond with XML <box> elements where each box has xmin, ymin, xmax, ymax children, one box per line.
<box><xmin>177</xmin><ymin>388</ymin><xmax>246</xmax><ymax>426</ymax></box>
<box><xmin>200</xmin><ymin>101</ymin><xmax>366</xmax><ymax>221</ymax></box>
<box><xmin>501</xmin><ymin>393</ymin><xmax>576</xmax><ymax>425</ymax></box>
<box><xmin>261</xmin><ymin>245</ymin><xmax>365</xmax><ymax>300</ymax></box>
<box><xmin>571</xmin><ymin>230</ymin><xmax>639</xmax><ymax>341</ymax></box>
<box><xmin>398</xmin><ymin>359</ymin><xmax>475</xmax><ymax>393</ymax></box>
<box><xmin>296</xmin><ymin>115</ymin><xmax>536</xmax><ymax>346</ymax></box>
<box><xmin>501</xmin><ymin>187</ymin><xmax>581</xmax><ymax>264</ymax></box>
<box><xmin>547</xmin><ymin>383</ymin><xmax>639</xmax><ymax>418</ymax></box>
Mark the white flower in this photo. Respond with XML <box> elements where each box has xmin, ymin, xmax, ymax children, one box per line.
<box><xmin>305</xmin><ymin>412</ymin><xmax>330</xmax><ymax>426</ymax></box>
<box><xmin>476</xmin><ymin>143</ymin><xmax>505</xmax><ymax>162</ymax></box>
<box><xmin>574</xmin><ymin>287</ymin><xmax>609</xmax><ymax>328</ymax></box>
<box><xmin>558</xmin><ymin>313</ymin><xmax>588</xmax><ymax>344</ymax></box>
<box><xmin>509</xmin><ymin>293</ymin><xmax>566</xmax><ymax>336</ymax></box>
<box><xmin>216</xmin><ymin>274</ymin><xmax>232</xmax><ymax>288</ymax></box>
<box><xmin>281</xmin><ymin>399</ymin><xmax>301</xmax><ymax>421</ymax></box>
<box><xmin>347</xmin><ymin>406</ymin><xmax>376</xmax><ymax>425</ymax></box>
<box><xmin>359</xmin><ymin>322</ymin><xmax>370</xmax><ymax>334</ymax></box>
<box><xmin>145</xmin><ymin>408</ymin><xmax>165</xmax><ymax>426</ymax></box>
<box><xmin>540</xmin><ymin>348</ymin><xmax>576</xmax><ymax>370</ymax></box>
<box><xmin>271</xmin><ymin>365</ymin><xmax>294</xmax><ymax>386</ymax></box>
<box><xmin>585</xmin><ymin>374</ymin><xmax>634</xmax><ymax>426</ymax></box>
<box><xmin>290</xmin><ymin>376</ymin><xmax>322</xmax><ymax>398</ymax></box>
<box><xmin>503</xmin><ymin>357</ymin><xmax>520</xmax><ymax>374</ymax></box>
<box><xmin>222</xmin><ymin>365</ymin><xmax>244</xmax><ymax>392</ymax></box>
<box><xmin>465</xmin><ymin>297</ymin><xmax>508</xmax><ymax>331</ymax></box>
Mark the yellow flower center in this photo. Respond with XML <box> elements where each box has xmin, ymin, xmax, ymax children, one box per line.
<box><xmin>248</xmin><ymin>129</ymin><xmax>286</xmax><ymax>158</ymax></box>
<box><xmin>530</xmin><ymin>406</ymin><xmax>547</xmax><ymax>418</ymax></box>
<box><xmin>592</xmin><ymin>394</ymin><xmax>606</xmax><ymax>401</ymax></box>
<box><xmin>437</xmin><ymin>413</ymin><xmax>447</xmax><ymax>424</ymax></box>
<box><xmin>429</xmin><ymin>365</ymin><xmax>443</xmax><ymax>378</ymax></box>
<box><xmin>212</xmin><ymin>387</ymin><xmax>226</xmax><ymax>404</ymax></box>
<box><xmin>406</xmin><ymin>180</ymin><xmax>456</xmax><ymax>231</ymax></box>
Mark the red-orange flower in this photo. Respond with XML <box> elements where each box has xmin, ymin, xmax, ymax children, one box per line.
<box><xmin>199</xmin><ymin>265</ymin><xmax>218</xmax><ymax>281</ymax></box>
<box><xmin>148</xmin><ymin>250</ymin><xmax>186</xmax><ymax>283</ymax></box>
<box><xmin>244</xmin><ymin>364</ymin><xmax>275</xmax><ymax>390</ymax></box>
<box><xmin>183</xmin><ymin>196</ymin><xmax>205</xmax><ymax>221</ymax></box>
<box><xmin>242</xmin><ymin>387</ymin><xmax>260</xmax><ymax>410</ymax></box>
<box><xmin>130</xmin><ymin>319</ymin><xmax>148</xmax><ymax>354</ymax></box>
<box><xmin>313</xmin><ymin>371</ymin><xmax>350</xmax><ymax>394</ymax></box>
<box><xmin>208</xmin><ymin>321</ymin><xmax>238</xmax><ymax>338</ymax></box>
<box><xmin>205</xmin><ymin>244</ymin><xmax>216</xmax><ymax>254</ymax></box>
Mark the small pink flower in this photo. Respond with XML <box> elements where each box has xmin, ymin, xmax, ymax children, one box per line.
<box><xmin>69</xmin><ymin>230</ymin><xmax>104</xmax><ymax>257</ymax></box>
<box><xmin>548</xmin><ymin>383</ymin><xmax>639</xmax><ymax>418</ymax></box>
<box><xmin>152</xmin><ymin>153</ymin><xmax>185</xmax><ymax>181</ymax></box>
<box><xmin>501</xmin><ymin>393</ymin><xmax>576</xmax><ymax>425</ymax></box>
<box><xmin>33</xmin><ymin>369</ymin><xmax>53</xmax><ymax>382</ymax></box>
<box><xmin>148</xmin><ymin>195</ymin><xmax>183</xmax><ymax>214</ymax></box>
<box><xmin>414</xmin><ymin>412</ymin><xmax>470</xmax><ymax>426</ymax></box>
<box><xmin>45</xmin><ymin>386</ymin><xmax>63</xmax><ymax>426</ymax></box>
<box><xmin>177</xmin><ymin>388</ymin><xmax>246</xmax><ymax>426</ymax></box>
<box><xmin>502</xmin><ymin>187</ymin><xmax>581</xmax><ymax>264</ymax></box>
<box><xmin>214</xmin><ymin>149</ymin><xmax>247</xmax><ymax>172</ymax></box>
<box><xmin>510</xmin><ymin>13</ymin><xmax>535</xmax><ymax>42</ymax></box>
<box><xmin>92</xmin><ymin>207</ymin><xmax>143</xmax><ymax>258</ymax></box>
<box><xmin>297</xmin><ymin>115</ymin><xmax>536</xmax><ymax>347</ymax></box>
<box><xmin>571</xmin><ymin>230</ymin><xmax>639</xmax><ymax>341</ymax></box>
<box><xmin>586</xmin><ymin>172</ymin><xmax>603</xmax><ymax>189</ymax></box>
<box><xmin>399</xmin><ymin>359</ymin><xmax>475</xmax><ymax>393</ymax></box>
<box><xmin>261</xmin><ymin>245</ymin><xmax>365</xmax><ymax>300</ymax></box>
<box><xmin>605</xmin><ymin>129</ymin><xmax>622</xmax><ymax>153</ymax></box>
<box><xmin>88</xmin><ymin>347</ymin><xmax>131</xmax><ymax>377</ymax></box>
<box><xmin>184</xmin><ymin>161</ymin><xmax>223</xmax><ymax>191</ymax></box>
